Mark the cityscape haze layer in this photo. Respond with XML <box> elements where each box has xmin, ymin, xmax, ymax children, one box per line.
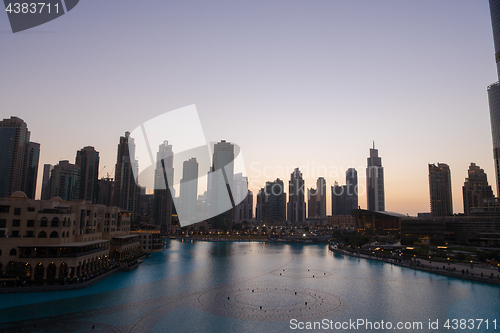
<box><xmin>0</xmin><ymin>1</ymin><xmax>497</xmax><ymax>216</ymax></box>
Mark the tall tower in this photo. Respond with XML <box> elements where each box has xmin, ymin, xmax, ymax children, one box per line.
<box><xmin>41</xmin><ymin>164</ymin><xmax>53</xmax><ymax>200</ymax></box>
<box><xmin>345</xmin><ymin>168</ymin><xmax>358</xmax><ymax>215</ymax></box>
<box><xmin>23</xmin><ymin>142</ymin><xmax>40</xmax><ymax>200</ymax></box>
<box><xmin>210</xmin><ymin>140</ymin><xmax>235</xmax><ymax>230</ymax></box>
<box><xmin>488</xmin><ymin>0</ymin><xmax>500</xmax><ymax>196</ymax></box>
<box><xmin>113</xmin><ymin>132</ymin><xmax>140</xmax><ymax>217</ymax></box>
<box><xmin>265</xmin><ymin>178</ymin><xmax>286</xmax><ymax>223</ymax></box>
<box><xmin>366</xmin><ymin>142</ymin><xmax>385</xmax><ymax>212</ymax></box>
<box><xmin>462</xmin><ymin>163</ymin><xmax>494</xmax><ymax>216</ymax></box>
<box><xmin>153</xmin><ymin>141</ymin><xmax>174</xmax><ymax>228</ymax></box>
<box><xmin>180</xmin><ymin>157</ymin><xmax>198</xmax><ymax>223</ymax></box>
<box><xmin>0</xmin><ymin>117</ymin><xmax>39</xmax><ymax>199</ymax></box>
<box><xmin>428</xmin><ymin>163</ymin><xmax>453</xmax><ymax>217</ymax></box>
<box><xmin>75</xmin><ymin>146</ymin><xmax>100</xmax><ymax>203</ymax></box>
<box><xmin>287</xmin><ymin>168</ymin><xmax>305</xmax><ymax>223</ymax></box>
<box><xmin>331</xmin><ymin>181</ymin><xmax>344</xmax><ymax>215</ymax></box>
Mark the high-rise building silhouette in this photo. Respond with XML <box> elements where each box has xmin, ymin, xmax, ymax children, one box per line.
<box><xmin>308</xmin><ymin>177</ymin><xmax>326</xmax><ymax>219</ymax></box>
<box><xmin>233</xmin><ymin>173</ymin><xmax>253</xmax><ymax>222</ymax></box>
<box><xmin>46</xmin><ymin>160</ymin><xmax>80</xmax><ymax>201</ymax></box>
<box><xmin>113</xmin><ymin>132</ymin><xmax>140</xmax><ymax>218</ymax></box>
<box><xmin>153</xmin><ymin>141</ymin><xmax>174</xmax><ymax>228</ymax></box>
<box><xmin>428</xmin><ymin>163</ymin><xmax>453</xmax><ymax>217</ymax></box>
<box><xmin>287</xmin><ymin>168</ymin><xmax>305</xmax><ymax>223</ymax></box>
<box><xmin>366</xmin><ymin>143</ymin><xmax>385</xmax><ymax>212</ymax></box>
<box><xmin>75</xmin><ymin>146</ymin><xmax>100</xmax><ymax>203</ymax></box>
<box><xmin>209</xmin><ymin>140</ymin><xmax>235</xmax><ymax>230</ymax></box>
<box><xmin>98</xmin><ymin>176</ymin><xmax>114</xmax><ymax>206</ymax></box>
<box><xmin>264</xmin><ymin>178</ymin><xmax>286</xmax><ymax>224</ymax></box>
<box><xmin>488</xmin><ymin>0</ymin><xmax>500</xmax><ymax>197</ymax></box>
<box><xmin>23</xmin><ymin>142</ymin><xmax>40</xmax><ymax>200</ymax></box>
<box><xmin>180</xmin><ymin>157</ymin><xmax>198</xmax><ymax>223</ymax></box>
<box><xmin>41</xmin><ymin>164</ymin><xmax>53</xmax><ymax>200</ymax></box>
<box><xmin>255</xmin><ymin>188</ymin><xmax>265</xmax><ymax>222</ymax></box>
<box><xmin>345</xmin><ymin>168</ymin><xmax>358</xmax><ymax>214</ymax></box>
<box><xmin>0</xmin><ymin>117</ymin><xmax>40</xmax><ymax>199</ymax></box>
<box><xmin>331</xmin><ymin>181</ymin><xmax>344</xmax><ymax>215</ymax></box>
<box><xmin>462</xmin><ymin>163</ymin><xmax>494</xmax><ymax>216</ymax></box>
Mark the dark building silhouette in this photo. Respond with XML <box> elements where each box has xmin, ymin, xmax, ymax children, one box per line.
<box><xmin>331</xmin><ymin>182</ymin><xmax>345</xmax><ymax>216</ymax></box>
<box><xmin>98</xmin><ymin>176</ymin><xmax>114</xmax><ymax>206</ymax></box>
<box><xmin>488</xmin><ymin>0</ymin><xmax>500</xmax><ymax>197</ymax></box>
<box><xmin>153</xmin><ymin>141</ymin><xmax>174</xmax><ymax>229</ymax></box>
<box><xmin>75</xmin><ymin>146</ymin><xmax>99</xmax><ymax>203</ymax></box>
<box><xmin>264</xmin><ymin>178</ymin><xmax>286</xmax><ymax>224</ymax></box>
<box><xmin>45</xmin><ymin>160</ymin><xmax>80</xmax><ymax>201</ymax></box>
<box><xmin>462</xmin><ymin>163</ymin><xmax>494</xmax><ymax>216</ymax></box>
<box><xmin>287</xmin><ymin>168</ymin><xmax>305</xmax><ymax>223</ymax></box>
<box><xmin>41</xmin><ymin>164</ymin><xmax>53</xmax><ymax>200</ymax></box>
<box><xmin>0</xmin><ymin>117</ymin><xmax>39</xmax><ymax>199</ymax></box>
<box><xmin>209</xmin><ymin>140</ymin><xmax>235</xmax><ymax>230</ymax></box>
<box><xmin>308</xmin><ymin>177</ymin><xmax>327</xmax><ymax>219</ymax></box>
<box><xmin>180</xmin><ymin>157</ymin><xmax>198</xmax><ymax>223</ymax></box>
<box><xmin>429</xmin><ymin>163</ymin><xmax>453</xmax><ymax>217</ymax></box>
<box><xmin>366</xmin><ymin>143</ymin><xmax>385</xmax><ymax>212</ymax></box>
<box><xmin>331</xmin><ymin>169</ymin><xmax>358</xmax><ymax>216</ymax></box>
<box><xmin>256</xmin><ymin>188</ymin><xmax>265</xmax><ymax>222</ymax></box>
<box><xmin>113</xmin><ymin>132</ymin><xmax>140</xmax><ymax>218</ymax></box>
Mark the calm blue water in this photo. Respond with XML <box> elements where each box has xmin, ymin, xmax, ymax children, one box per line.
<box><xmin>0</xmin><ymin>239</ymin><xmax>499</xmax><ymax>333</ymax></box>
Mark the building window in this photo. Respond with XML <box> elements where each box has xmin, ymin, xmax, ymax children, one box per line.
<box><xmin>0</xmin><ymin>219</ymin><xmax>6</xmax><ymax>228</ymax></box>
<box><xmin>0</xmin><ymin>206</ymin><xmax>9</xmax><ymax>213</ymax></box>
<box><xmin>12</xmin><ymin>219</ymin><xmax>20</xmax><ymax>227</ymax></box>
<box><xmin>27</xmin><ymin>207</ymin><xmax>35</xmax><ymax>212</ymax></box>
<box><xmin>11</xmin><ymin>230</ymin><xmax>19</xmax><ymax>237</ymax></box>
<box><xmin>38</xmin><ymin>231</ymin><xmax>47</xmax><ymax>238</ymax></box>
<box><xmin>27</xmin><ymin>220</ymin><xmax>34</xmax><ymax>227</ymax></box>
<box><xmin>13</xmin><ymin>208</ymin><xmax>21</xmax><ymax>215</ymax></box>
<box><xmin>51</xmin><ymin>217</ymin><xmax>59</xmax><ymax>227</ymax></box>
<box><xmin>26</xmin><ymin>231</ymin><xmax>34</xmax><ymax>237</ymax></box>
<box><xmin>9</xmin><ymin>248</ymin><xmax>17</xmax><ymax>256</ymax></box>
<box><xmin>50</xmin><ymin>231</ymin><xmax>59</xmax><ymax>238</ymax></box>
<box><xmin>40</xmin><ymin>217</ymin><xmax>48</xmax><ymax>227</ymax></box>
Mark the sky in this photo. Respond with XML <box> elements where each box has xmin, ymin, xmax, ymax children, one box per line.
<box><xmin>0</xmin><ymin>0</ymin><xmax>496</xmax><ymax>216</ymax></box>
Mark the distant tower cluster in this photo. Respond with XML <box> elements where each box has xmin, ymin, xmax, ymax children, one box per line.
<box><xmin>366</xmin><ymin>143</ymin><xmax>385</xmax><ymax>212</ymax></box>
<box><xmin>331</xmin><ymin>168</ymin><xmax>358</xmax><ymax>216</ymax></box>
<box><xmin>0</xmin><ymin>117</ymin><xmax>40</xmax><ymax>199</ymax></box>
<box><xmin>428</xmin><ymin>163</ymin><xmax>453</xmax><ymax>217</ymax></box>
<box><xmin>308</xmin><ymin>177</ymin><xmax>327</xmax><ymax>219</ymax></box>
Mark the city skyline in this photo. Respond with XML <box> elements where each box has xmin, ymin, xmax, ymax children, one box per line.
<box><xmin>0</xmin><ymin>1</ymin><xmax>496</xmax><ymax>216</ymax></box>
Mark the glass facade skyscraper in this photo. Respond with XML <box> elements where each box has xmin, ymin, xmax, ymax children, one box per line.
<box><xmin>488</xmin><ymin>0</ymin><xmax>500</xmax><ymax>196</ymax></box>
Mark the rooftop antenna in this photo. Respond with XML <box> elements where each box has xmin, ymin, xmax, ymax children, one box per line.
<box><xmin>373</xmin><ymin>141</ymin><xmax>375</xmax><ymax>149</ymax></box>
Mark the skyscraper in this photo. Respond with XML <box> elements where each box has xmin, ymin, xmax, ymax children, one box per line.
<box><xmin>308</xmin><ymin>177</ymin><xmax>326</xmax><ymax>219</ymax></box>
<box><xmin>287</xmin><ymin>168</ymin><xmax>305</xmax><ymax>223</ymax></box>
<box><xmin>113</xmin><ymin>132</ymin><xmax>140</xmax><ymax>218</ymax></box>
<box><xmin>153</xmin><ymin>141</ymin><xmax>174</xmax><ymax>228</ymax></box>
<box><xmin>0</xmin><ymin>117</ymin><xmax>40</xmax><ymax>199</ymax></box>
<box><xmin>41</xmin><ymin>164</ymin><xmax>53</xmax><ymax>200</ymax></box>
<box><xmin>75</xmin><ymin>146</ymin><xmax>100</xmax><ymax>203</ymax></box>
<box><xmin>264</xmin><ymin>178</ymin><xmax>286</xmax><ymax>224</ymax></box>
<box><xmin>428</xmin><ymin>163</ymin><xmax>453</xmax><ymax>217</ymax></box>
<box><xmin>209</xmin><ymin>140</ymin><xmax>235</xmax><ymax>230</ymax></box>
<box><xmin>331</xmin><ymin>181</ymin><xmax>344</xmax><ymax>216</ymax></box>
<box><xmin>180</xmin><ymin>157</ymin><xmax>198</xmax><ymax>223</ymax></box>
<box><xmin>462</xmin><ymin>163</ymin><xmax>494</xmax><ymax>216</ymax></box>
<box><xmin>233</xmin><ymin>173</ymin><xmax>253</xmax><ymax>222</ymax></box>
<box><xmin>46</xmin><ymin>160</ymin><xmax>80</xmax><ymax>201</ymax></box>
<box><xmin>256</xmin><ymin>188</ymin><xmax>265</xmax><ymax>222</ymax></box>
<box><xmin>23</xmin><ymin>142</ymin><xmax>40</xmax><ymax>200</ymax></box>
<box><xmin>488</xmin><ymin>0</ymin><xmax>500</xmax><ymax>197</ymax></box>
<box><xmin>366</xmin><ymin>143</ymin><xmax>385</xmax><ymax>212</ymax></box>
<box><xmin>344</xmin><ymin>168</ymin><xmax>358</xmax><ymax>215</ymax></box>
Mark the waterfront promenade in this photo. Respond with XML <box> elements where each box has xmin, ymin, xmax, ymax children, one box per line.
<box><xmin>329</xmin><ymin>244</ymin><xmax>500</xmax><ymax>286</ymax></box>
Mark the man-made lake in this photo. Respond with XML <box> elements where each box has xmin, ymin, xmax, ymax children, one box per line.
<box><xmin>0</xmin><ymin>239</ymin><xmax>499</xmax><ymax>332</ymax></box>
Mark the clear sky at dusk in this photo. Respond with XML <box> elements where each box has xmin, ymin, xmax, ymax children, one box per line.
<box><xmin>0</xmin><ymin>0</ymin><xmax>496</xmax><ymax>216</ymax></box>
